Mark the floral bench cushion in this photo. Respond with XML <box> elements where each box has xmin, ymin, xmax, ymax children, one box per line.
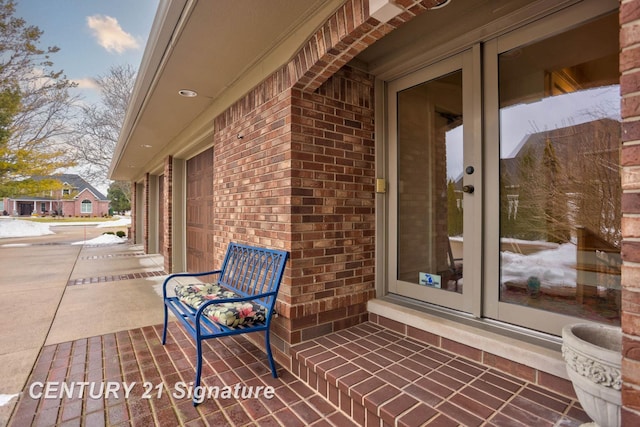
<box><xmin>175</xmin><ymin>283</ymin><xmax>267</xmax><ymax>327</ymax></box>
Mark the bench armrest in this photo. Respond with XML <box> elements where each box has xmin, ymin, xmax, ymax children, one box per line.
<box><xmin>162</xmin><ymin>270</ymin><xmax>221</xmax><ymax>299</ymax></box>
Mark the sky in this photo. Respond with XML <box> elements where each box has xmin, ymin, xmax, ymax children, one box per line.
<box><xmin>445</xmin><ymin>85</ymin><xmax>621</xmax><ymax>181</ymax></box>
<box><xmin>14</xmin><ymin>0</ymin><xmax>160</xmax><ymax>104</ymax></box>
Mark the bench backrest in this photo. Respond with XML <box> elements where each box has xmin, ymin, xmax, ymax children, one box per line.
<box><xmin>218</xmin><ymin>242</ymin><xmax>289</xmax><ymax>309</ymax></box>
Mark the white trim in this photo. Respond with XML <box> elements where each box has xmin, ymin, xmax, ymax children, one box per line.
<box><xmin>72</xmin><ymin>187</ymin><xmax>106</xmax><ymax>201</ymax></box>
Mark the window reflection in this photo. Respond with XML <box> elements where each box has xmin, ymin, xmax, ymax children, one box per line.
<box><xmin>498</xmin><ymin>13</ymin><xmax>621</xmax><ymax>325</ymax></box>
<box><xmin>397</xmin><ymin>71</ymin><xmax>464</xmax><ymax>294</ymax></box>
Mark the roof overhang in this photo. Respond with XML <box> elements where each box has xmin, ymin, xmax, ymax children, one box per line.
<box><xmin>109</xmin><ymin>0</ymin><xmax>344</xmax><ymax>182</ymax></box>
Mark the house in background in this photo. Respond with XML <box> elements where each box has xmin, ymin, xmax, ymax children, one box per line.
<box><xmin>1</xmin><ymin>174</ymin><xmax>110</xmax><ymax>217</ymax></box>
<box><xmin>109</xmin><ymin>0</ymin><xmax>640</xmax><ymax>423</ymax></box>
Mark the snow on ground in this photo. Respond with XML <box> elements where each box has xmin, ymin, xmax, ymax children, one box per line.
<box><xmin>455</xmin><ymin>239</ymin><xmax>611</xmax><ymax>290</ymax></box>
<box><xmin>501</xmin><ymin>242</ymin><xmax>578</xmax><ymax>288</ymax></box>
<box><xmin>0</xmin><ymin>218</ymin><xmax>54</xmax><ymax>237</ymax></box>
<box><xmin>0</xmin><ymin>217</ymin><xmax>130</xmax><ymax>245</ymax></box>
<box><xmin>0</xmin><ymin>394</ymin><xmax>19</xmax><ymax>407</ymax></box>
<box><xmin>71</xmin><ymin>234</ymin><xmax>126</xmax><ymax>245</ymax></box>
<box><xmin>96</xmin><ymin>217</ymin><xmax>131</xmax><ymax>228</ymax></box>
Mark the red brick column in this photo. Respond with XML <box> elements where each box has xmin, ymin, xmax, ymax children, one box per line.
<box><xmin>620</xmin><ymin>1</ymin><xmax>640</xmax><ymax>424</ymax></box>
<box><xmin>287</xmin><ymin>65</ymin><xmax>376</xmax><ymax>342</ymax></box>
<box><xmin>143</xmin><ymin>173</ymin><xmax>150</xmax><ymax>254</ymax></box>
<box><xmin>130</xmin><ymin>182</ymin><xmax>137</xmax><ymax>243</ymax></box>
<box><xmin>163</xmin><ymin>156</ymin><xmax>173</xmax><ymax>273</ymax></box>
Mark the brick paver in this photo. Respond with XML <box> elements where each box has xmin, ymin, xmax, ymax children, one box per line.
<box><xmin>10</xmin><ymin>321</ymin><xmax>592</xmax><ymax>426</ymax></box>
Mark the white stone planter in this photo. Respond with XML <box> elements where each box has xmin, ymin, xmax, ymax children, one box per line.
<box><xmin>561</xmin><ymin>323</ymin><xmax>622</xmax><ymax>427</ymax></box>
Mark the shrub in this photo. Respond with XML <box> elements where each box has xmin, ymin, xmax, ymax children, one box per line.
<box><xmin>116</xmin><ymin>231</ymin><xmax>126</xmax><ymax>238</ymax></box>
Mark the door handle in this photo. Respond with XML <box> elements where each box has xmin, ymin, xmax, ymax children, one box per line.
<box><xmin>462</xmin><ymin>185</ymin><xmax>474</xmax><ymax>194</ymax></box>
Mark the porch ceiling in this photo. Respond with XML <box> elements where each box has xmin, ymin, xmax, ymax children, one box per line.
<box><xmin>109</xmin><ymin>0</ymin><xmax>341</xmax><ymax>182</ymax></box>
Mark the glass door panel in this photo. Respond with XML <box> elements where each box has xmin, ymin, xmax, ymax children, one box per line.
<box><xmin>389</xmin><ymin>50</ymin><xmax>478</xmax><ymax>314</ymax></box>
<box><xmin>397</xmin><ymin>71</ymin><xmax>463</xmax><ymax>292</ymax></box>
<box><xmin>496</xmin><ymin>13</ymin><xmax>621</xmax><ymax>328</ymax></box>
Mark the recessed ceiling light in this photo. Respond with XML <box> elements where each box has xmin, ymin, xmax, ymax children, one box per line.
<box><xmin>178</xmin><ymin>89</ymin><xmax>198</xmax><ymax>97</ymax></box>
<box><xmin>431</xmin><ymin>0</ymin><xmax>452</xmax><ymax>9</ymax></box>
<box><xmin>140</xmin><ymin>144</ymin><xmax>152</xmax><ymax>148</ymax></box>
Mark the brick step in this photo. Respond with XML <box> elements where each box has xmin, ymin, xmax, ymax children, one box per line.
<box><xmin>290</xmin><ymin>321</ymin><xmax>589</xmax><ymax>426</ymax></box>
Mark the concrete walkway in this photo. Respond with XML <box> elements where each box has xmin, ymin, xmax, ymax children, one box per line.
<box><xmin>0</xmin><ymin>224</ymin><xmax>166</xmax><ymax>426</ymax></box>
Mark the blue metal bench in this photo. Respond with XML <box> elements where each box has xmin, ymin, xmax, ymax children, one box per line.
<box><xmin>162</xmin><ymin>242</ymin><xmax>289</xmax><ymax>405</ymax></box>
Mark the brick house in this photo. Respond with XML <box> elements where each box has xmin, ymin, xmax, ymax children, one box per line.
<box><xmin>109</xmin><ymin>0</ymin><xmax>640</xmax><ymax>423</ymax></box>
<box><xmin>1</xmin><ymin>174</ymin><xmax>110</xmax><ymax>217</ymax></box>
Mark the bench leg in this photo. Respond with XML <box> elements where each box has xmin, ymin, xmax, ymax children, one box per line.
<box><xmin>193</xmin><ymin>339</ymin><xmax>203</xmax><ymax>406</ymax></box>
<box><xmin>265</xmin><ymin>329</ymin><xmax>278</xmax><ymax>378</ymax></box>
<box><xmin>162</xmin><ymin>303</ymin><xmax>168</xmax><ymax>345</ymax></box>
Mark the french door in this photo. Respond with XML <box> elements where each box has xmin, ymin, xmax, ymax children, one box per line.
<box><xmin>385</xmin><ymin>0</ymin><xmax>620</xmax><ymax>335</ymax></box>
<box><xmin>387</xmin><ymin>48</ymin><xmax>482</xmax><ymax>316</ymax></box>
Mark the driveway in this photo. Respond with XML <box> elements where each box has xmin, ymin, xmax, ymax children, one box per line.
<box><xmin>0</xmin><ymin>223</ymin><xmax>166</xmax><ymax>426</ymax></box>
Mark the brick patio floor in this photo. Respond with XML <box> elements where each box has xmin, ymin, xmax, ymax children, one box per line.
<box><xmin>9</xmin><ymin>319</ymin><xmax>591</xmax><ymax>427</ymax></box>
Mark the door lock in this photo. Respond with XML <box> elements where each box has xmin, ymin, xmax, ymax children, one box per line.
<box><xmin>462</xmin><ymin>185</ymin><xmax>474</xmax><ymax>194</ymax></box>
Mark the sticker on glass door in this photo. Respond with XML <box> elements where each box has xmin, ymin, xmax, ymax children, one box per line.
<box><xmin>419</xmin><ymin>272</ymin><xmax>442</xmax><ymax>288</ymax></box>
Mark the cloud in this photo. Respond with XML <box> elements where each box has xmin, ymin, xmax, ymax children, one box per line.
<box><xmin>72</xmin><ymin>77</ymin><xmax>100</xmax><ymax>90</ymax></box>
<box><xmin>87</xmin><ymin>15</ymin><xmax>140</xmax><ymax>54</ymax></box>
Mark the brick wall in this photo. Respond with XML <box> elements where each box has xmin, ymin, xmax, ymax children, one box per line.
<box><xmin>163</xmin><ymin>156</ymin><xmax>173</xmax><ymax>273</ymax></box>
<box><xmin>212</xmin><ymin>69</ymin><xmax>293</xmax><ymax>365</ymax></box>
<box><xmin>158</xmin><ymin>175</ymin><xmax>165</xmax><ymax>253</ymax></box>
<box><xmin>130</xmin><ymin>182</ymin><xmax>136</xmax><ymax>242</ymax></box>
<box><xmin>621</xmin><ymin>0</ymin><xmax>640</xmax><ymax>423</ymax></box>
<box><xmin>211</xmin><ymin>64</ymin><xmax>375</xmax><ymax>367</ymax></box>
<box><xmin>57</xmin><ymin>197</ymin><xmax>109</xmax><ymax>218</ymax></box>
<box><xmin>286</xmin><ymin>65</ymin><xmax>375</xmax><ymax>343</ymax></box>
<box><xmin>143</xmin><ymin>173</ymin><xmax>150</xmax><ymax>254</ymax></box>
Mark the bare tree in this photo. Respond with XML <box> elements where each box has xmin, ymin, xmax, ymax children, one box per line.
<box><xmin>501</xmin><ymin>118</ymin><xmax>620</xmax><ymax>246</ymax></box>
<box><xmin>69</xmin><ymin>64</ymin><xmax>136</xmax><ymax>188</ymax></box>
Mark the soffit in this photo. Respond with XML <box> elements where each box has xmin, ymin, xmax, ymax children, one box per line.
<box><xmin>110</xmin><ymin>0</ymin><xmax>339</xmax><ymax>181</ymax></box>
